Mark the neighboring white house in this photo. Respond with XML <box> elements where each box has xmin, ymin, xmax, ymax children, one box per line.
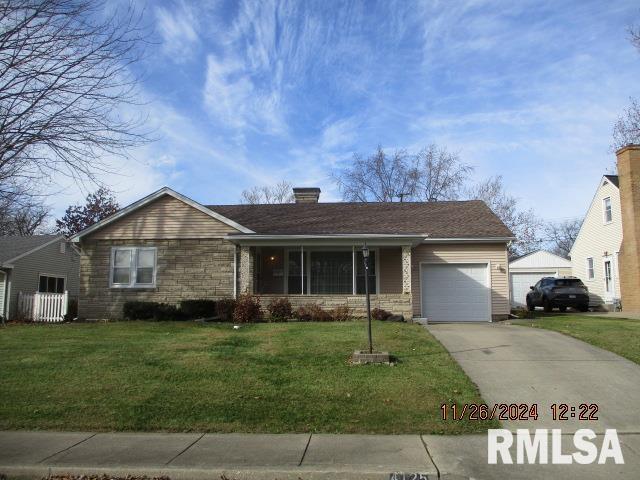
<box><xmin>509</xmin><ymin>250</ymin><xmax>572</xmax><ymax>307</ymax></box>
<box><xmin>570</xmin><ymin>175</ymin><xmax>622</xmax><ymax>308</ymax></box>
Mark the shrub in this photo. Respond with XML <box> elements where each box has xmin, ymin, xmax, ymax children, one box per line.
<box><xmin>153</xmin><ymin>303</ymin><xmax>184</xmax><ymax>321</ymax></box>
<box><xmin>123</xmin><ymin>301</ymin><xmax>159</xmax><ymax>320</ymax></box>
<box><xmin>216</xmin><ymin>299</ymin><xmax>237</xmax><ymax>322</ymax></box>
<box><xmin>233</xmin><ymin>294</ymin><xmax>263</xmax><ymax>323</ymax></box>
<box><xmin>294</xmin><ymin>303</ymin><xmax>332</xmax><ymax>322</ymax></box>
<box><xmin>267</xmin><ymin>298</ymin><xmax>292</xmax><ymax>321</ymax></box>
<box><xmin>123</xmin><ymin>301</ymin><xmax>186</xmax><ymax>321</ymax></box>
<box><xmin>64</xmin><ymin>298</ymin><xmax>79</xmax><ymax>322</ymax></box>
<box><xmin>330</xmin><ymin>305</ymin><xmax>352</xmax><ymax>322</ymax></box>
<box><xmin>180</xmin><ymin>299</ymin><xmax>217</xmax><ymax>319</ymax></box>
<box><xmin>294</xmin><ymin>305</ymin><xmax>312</xmax><ymax>322</ymax></box>
<box><xmin>371</xmin><ymin>307</ymin><xmax>392</xmax><ymax>321</ymax></box>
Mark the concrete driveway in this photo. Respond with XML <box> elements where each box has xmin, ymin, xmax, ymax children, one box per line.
<box><xmin>427</xmin><ymin>322</ymin><xmax>640</xmax><ymax>432</ymax></box>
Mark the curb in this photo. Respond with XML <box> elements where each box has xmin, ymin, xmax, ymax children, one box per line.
<box><xmin>0</xmin><ymin>465</ymin><xmax>440</xmax><ymax>480</ymax></box>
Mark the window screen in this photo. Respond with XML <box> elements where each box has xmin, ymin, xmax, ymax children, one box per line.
<box><xmin>310</xmin><ymin>251</ymin><xmax>353</xmax><ymax>294</ymax></box>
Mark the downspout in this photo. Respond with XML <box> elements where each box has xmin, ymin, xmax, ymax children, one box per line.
<box><xmin>233</xmin><ymin>246</ymin><xmax>237</xmax><ymax>299</ymax></box>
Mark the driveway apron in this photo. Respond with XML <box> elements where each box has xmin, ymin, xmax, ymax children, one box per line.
<box><xmin>427</xmin><ymin>322</ymin><xmax>640</xmax><ymax>432</ymax></box>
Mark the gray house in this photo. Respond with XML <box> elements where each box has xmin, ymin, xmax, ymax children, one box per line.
<box><xmin>0</xmin><ymin>235</ymin><xmax>79</xmax><ymax>320</ymax></box>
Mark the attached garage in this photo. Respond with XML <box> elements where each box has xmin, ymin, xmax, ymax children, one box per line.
<box><xmin>509</xmin><ymin>250</ymin><xmax>572</xmax><ymax>307</ymax></box>
<box><xmin>420</xmin><ymin>263</ymin><xmax>490</xmax><ymax>322</ymax></box>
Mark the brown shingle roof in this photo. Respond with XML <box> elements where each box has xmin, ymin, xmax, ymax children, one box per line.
<box><xmin>208</xmin><ymin>201</ymin><xmax>513</xmax><ymax>238</ymax></box>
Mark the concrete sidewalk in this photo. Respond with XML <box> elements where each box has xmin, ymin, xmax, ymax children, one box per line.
<box><xmin>1</xmin><ymin>431</ymin><xmax>640</xmax><ymax>480</ymax></box>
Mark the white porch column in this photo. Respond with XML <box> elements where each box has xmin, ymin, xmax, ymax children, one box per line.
<box><xmin>239</xmin><ymin>245</ymin><xmax>252</xmax><ymax>294</ymax></box>
<box><xmin>402</xmin><ymin>245</ymin><xmax>412</xmax><ymax>294</ymax></box>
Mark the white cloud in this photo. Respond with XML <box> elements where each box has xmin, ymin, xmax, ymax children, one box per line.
<box><xmin>155</xmin><ymin>2</ymin><xmax>199</xmax><ymax>61</ymax></box>
<box><xmin>203</xmin><ymin>53</ymin><xmax>286</xmax><ymax>136</ymax></box>
<box><xmin>321</xmin><ymin>117</ymin><xmax>359</xmax><ymax>151</ymax></box>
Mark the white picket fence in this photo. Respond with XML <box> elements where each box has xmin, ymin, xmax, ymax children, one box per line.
<box><xmin>17</xmin><ymin>291</ymin><xmax>68</xmax><ymax>322</ymax></box>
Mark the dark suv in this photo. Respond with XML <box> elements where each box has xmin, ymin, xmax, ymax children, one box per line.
<box><xmin>526</xmin><ymin>277</ymin><xmax>589</xmax><ymax>313</ymax></box>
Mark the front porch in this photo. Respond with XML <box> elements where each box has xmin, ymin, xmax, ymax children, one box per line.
<box><xmin>235</xmin><ymin>243</ymin><xmax>414</xmax><ymax>319</ymax></box>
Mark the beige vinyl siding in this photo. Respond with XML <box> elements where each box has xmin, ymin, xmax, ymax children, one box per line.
<box><xmin>570</xmin><ymin>179</ymin><xmax>622</xmax><ymax>305</ymax></box>
<box><xmin>7</xmin><ymin>240</ymin><xmax>79</xmax><ymax>319</ymax></box>
<box><xmin>411</xmin><ymin>243</ymin><xmax>509</xmax><ymax>318</ymax></box>
<box><xmin>87</xmin><ymin>195</ymin><xmax>240</xmax><ymax>240</ymax></box>
<box><xmin>379</xmin><ymin>247</ymin><xmax>402</xmax><ymax>294</ymax></box>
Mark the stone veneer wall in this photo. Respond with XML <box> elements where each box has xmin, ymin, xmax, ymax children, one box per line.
<box><xmin>255</xmin><ymin>294</ymin><xmax>413</xmax><ymax>320</ymax></box>
<box><xmin>79</xmin><ymin>238</ymin><xmax>235</xmax><ymax>320</ymax></box>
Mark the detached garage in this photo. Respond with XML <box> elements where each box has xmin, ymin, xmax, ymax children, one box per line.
<box><xmin>509</xmin><ymin>250</ymin><xmax>572</xmax><ymax>307</ymax></box>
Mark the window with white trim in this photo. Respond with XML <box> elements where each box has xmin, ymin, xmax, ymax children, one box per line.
<box><xmin>603</xmin><ymin>197</ymin><xmax>612</xmax><ymax>223</ymax></box>
<box><xmin>586</xmin><ymin>257</ymin><xmax>594</xmax><ymax>280</ymax></box>
<box><xmin>110</xmin><ymin>247</ymin><xmax>157</xmax><ymax>288</ymax></box>
<box><xmin>39</xmin><ymin>275</ymin><xmax>65</xmax><ymax>293</ymax></box>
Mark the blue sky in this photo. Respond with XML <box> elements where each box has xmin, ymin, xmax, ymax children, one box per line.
<box><xmin>52</xmin><ymin>0</ymin><xmax>640</xmax><ymax>222</ymax></box>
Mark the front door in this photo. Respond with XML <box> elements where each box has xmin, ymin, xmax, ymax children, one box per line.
<box><xmin>603</xmin><ymin>256</ymin><xmax>614</xmax><ymax>303</ymax></box>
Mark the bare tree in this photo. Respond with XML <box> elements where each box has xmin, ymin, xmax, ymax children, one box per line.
<box><xmin>612</xmin><ymin>25</ymin><xmax>640</xmax><ymax>150</ymax></box>
<box><xmin>333</xmin><ymin>146</ymin><xmax>417</xmax><ymax>202</ymax></box>
<box><xmin>0</xmin><ymin>198</ymin><xmax>49</xmax><ymax>235</ymax></box>
<box><xmin>467</xmin><ymin>176</ymin><xmax>542</xmax><ymax>256</ymax></box>
<box><xmin>414</xmin><ymin>145</ymin><xmax>474</xmax><ymax>201</ymax></box>
<box><xmin>241</xmin><ymin>180</ymin><xmax>295</xmax><ymax>204</ymax></box>
<box><xmin>631</xmin><ymin>24</ymin><xmax>640</xmax><ymax>50</ymax></box>
<box><xmin>613</xmin><ymin>98</ymin><xmax>640</xmax><ymax>150</ymax></box>
<box><xmin>0</xmin><ymin>0</ymin><xmax>149</xmax><ymax>208</ymax></box>
<box><xmin>333</xmin><ymin>145</ymin><xmax>472</xmax><ymax>202</ymax></box>
<box><xmin>543</xmin><ymin>218</ymin><xmax>581</xmax><ymax>259</ymax></box>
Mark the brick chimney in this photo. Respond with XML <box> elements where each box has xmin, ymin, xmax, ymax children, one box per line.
<box><xmin>292</xmin><ymin>187</ymin><xmax>321</xmax><ymax>203</ymax></box>
<box><xmin>616</xmin><ymin>145</ymin><xmax>640</xmax><ymax>311</ymax></box>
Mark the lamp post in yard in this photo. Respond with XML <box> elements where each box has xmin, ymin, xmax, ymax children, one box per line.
<box><xmin>362</xmin><ymin>243</ymin><xmax>373</xmax><ymax>354</ymax></box>
<box><xmin>351</xmin><ymin>243</ymin><xmax>389</xmax><ymax>364</ymax></box>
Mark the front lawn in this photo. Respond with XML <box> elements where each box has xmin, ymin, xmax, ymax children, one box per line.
<box><xmin>513</xmin><ymin>315</ymin><xmax>640</xmax><ymax>365</ymax></box>
<box><xmin>0</xmin><ymin>321</ymin><xmax>496</xmax><ymax>434</ymax></box>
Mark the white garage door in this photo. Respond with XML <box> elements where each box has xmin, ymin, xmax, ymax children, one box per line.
<box><xmin>510</xmin><ymin>272</ymin><xmax>554</xmax><ymax>307</ymax></box>
<box><xmin>421</xmin><ymin>263</ymin><xmax>490</xmax><ymax>322</ymax></box>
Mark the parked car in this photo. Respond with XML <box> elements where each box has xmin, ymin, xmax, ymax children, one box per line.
<box><xmin>526</xmin><ymin>277</ymin><xmax>589</xmax><ymax>313</ymax></box>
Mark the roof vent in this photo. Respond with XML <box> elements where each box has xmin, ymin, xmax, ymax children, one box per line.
<box><xmin>293</xmin><ymin>187</ymin><xmax>321</xmax><ymax>204</ymax></box>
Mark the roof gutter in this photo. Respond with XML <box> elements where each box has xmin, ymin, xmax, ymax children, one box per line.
<box><xmin>420</xmin><ymin>236</ymin><xmax>516</xmax><ymax>243</ymax></box>
<box><xmin>224</xmin><ymin>233</ymin><xmax>426</xmax><ymax>247</ymax></box>
<box><xmin>225</xmin><ymin>234</ymin><xmax>515</xmax><ymax>246</ymax></box>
